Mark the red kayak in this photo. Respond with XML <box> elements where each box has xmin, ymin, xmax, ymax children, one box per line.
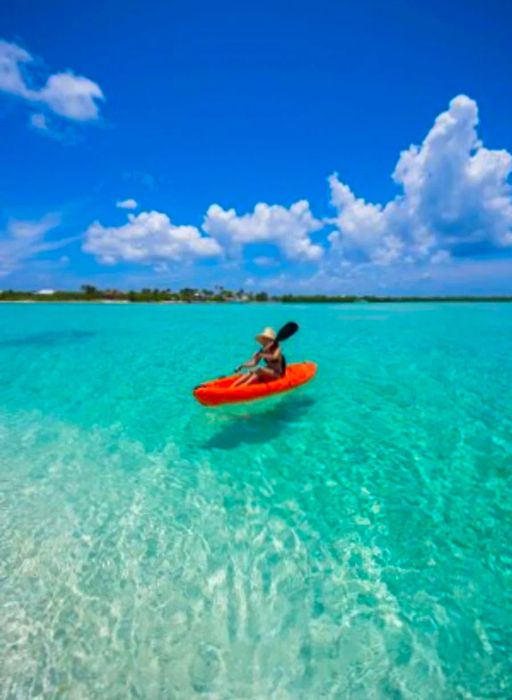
<box><xmin>193</xmin><ymin>361</ymin><xmax>317</xmax><ymax>407</ymax></box>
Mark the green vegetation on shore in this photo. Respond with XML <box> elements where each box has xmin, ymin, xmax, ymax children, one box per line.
<box><xmin>0</xmin><ymin>286</ymin><xmax>269</xmax><ymax>303</ymax></box>
<box><xmin>1</xmin><ymin>285</ymin><xmax>511</xmax><ymax>303</ymax></box>
<box><xmin>278</xmin><ymin>294</ymin><xmax>512</xmax><ymax>303</ymax></box>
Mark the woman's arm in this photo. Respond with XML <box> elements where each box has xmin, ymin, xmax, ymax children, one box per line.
<box><xmin>238</xmin><ymin>352</ymin><xmax>260</xmax><ymax>370</ymax></box>
<box><xmin>260</xmin><ymin>347</ymin><xmax>281</xmax><ymax>362</ymax></box>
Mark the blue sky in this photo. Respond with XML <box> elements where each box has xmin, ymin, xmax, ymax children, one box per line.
<box><xmin>1</xmin><ymin>0</ymin><xmax>511</xmax><ymax>293</ymax></box>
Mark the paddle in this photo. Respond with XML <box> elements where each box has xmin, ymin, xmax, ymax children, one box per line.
<box><xmin>274</xmin><ymin>321</ymin><xmax>299</xmax><ymax>344</ymax></box>
<box><xmin>234</xmin><ymin>321</ymin><xmax>299</xmax><ymax>372</ymax></box>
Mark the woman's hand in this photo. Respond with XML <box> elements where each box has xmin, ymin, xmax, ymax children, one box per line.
<box><xmin>236</xmin><ymin>355</ymin><xmax>258</xmax><ymax>372</ymax></box>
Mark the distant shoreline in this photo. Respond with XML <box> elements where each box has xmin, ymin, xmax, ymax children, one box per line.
<box><xmin>1</xmin><ymin>286</ymin><xmax>512</xmax><ymax>304</ymax></box>
<box><xmin>1</xmin><ymin>298</ymin><xmax>512</xmax><ymax>304</ymax></box>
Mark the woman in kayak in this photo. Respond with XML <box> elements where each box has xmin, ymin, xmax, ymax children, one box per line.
<box><xmin>232</xmin><ymin>327</ymin><xmax>286</xmax><ymax>387</ymax></box>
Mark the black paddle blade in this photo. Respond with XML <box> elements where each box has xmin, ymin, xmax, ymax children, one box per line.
<box><xmin>276</xmin><ymin>321</ymin><xmax>299</xmax><ymax>343</ymax></box>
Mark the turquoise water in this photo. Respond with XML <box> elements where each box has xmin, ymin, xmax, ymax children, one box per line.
<box><xmin>0</xmin><ymin>302</ymin><xmax>511</xmax><ymax>698</ymax></box>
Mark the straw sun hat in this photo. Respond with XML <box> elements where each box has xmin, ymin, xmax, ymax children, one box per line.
<box><xmin>255</xmin><ymin>327</ymin><xmax>277</xmax><ymax>345</ymax></box>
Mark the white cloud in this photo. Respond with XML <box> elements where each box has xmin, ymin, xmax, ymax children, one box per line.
<box><xmin>83</xmin><ymin>211</ymin><xmax>222</xmax><ymax>265</ymax></box>
<box><xmin>327</xmin><ymin>179</ymin><xmax>397</xmax><ymax>263</ymax></box>
<box><xmin>38</xmin><ymin>72</ymin><xmax>103</xmax><ymax>121</ymax></box>
<box><xmin>328</xmin><ymin>95</ymin><xmax>512</xmax><ymax>268</ymax></box>
<box><xmin>0</xmin><ymin>214</ymin><xmax>75</xmax><ymax>277</ymax></box>
<box><xmin>203</xmin><ymin>200</ymin><xmax>324</xmax><ymax>262</ymax></box>
<box><xmin>29</xmin><ymin>112</ymin><xmax>49</xmax><ymax>131</ymax></box>
<box><xmin>0</xmin><ymin>41</ymin><xmax>31</xmax><ymax>96</ymax></box>
<box><xmin>116</xmin><ymin>198</ymin><xmax>138</xmax><ymax>210</ymax></box>
<box><xmin>0</xmin><ymin>39</ymin><xmax>104</xmax><ymax>124</ymax></box>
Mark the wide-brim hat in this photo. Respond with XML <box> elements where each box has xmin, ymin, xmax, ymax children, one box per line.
<box><xmin>255</xmin><ymin>326</ymin><xmax>276</xmax><ymax>344</ymax></box>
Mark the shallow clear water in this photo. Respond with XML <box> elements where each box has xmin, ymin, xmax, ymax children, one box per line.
<box><xmin>0</xmin><ymin>302</ymin><xmax>511</xmax><ymax>698</ymax></box>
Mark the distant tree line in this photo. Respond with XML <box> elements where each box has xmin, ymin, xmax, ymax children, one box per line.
<box><xmin>0</xmin><ymin>286</ymin><xmax>511</xmax><ymax>303</ymax></box>
<box><xmin>0</xmin><ymin>286</ymin><xmax>270</xmax><ymax>303</ymax></box>
<box><xmin>278</xmin><ymin>294</ymin><xmax>512</xmax><ymax>303</ymax></box>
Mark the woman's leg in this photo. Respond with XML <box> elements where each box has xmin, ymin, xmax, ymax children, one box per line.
<box><xmin>232</xmin><ymin>371</ymin><xmax>257</xmax><ymax>387</ymax></box>
<box><xmin>232</xmin><ymin>367</ymin><xmax>278</xmax><ymax>388</ymax></box>
<box><xmin>256</xmin><ymin>367</ymin><xmax>279</xmax><ymax>382</ymax></box>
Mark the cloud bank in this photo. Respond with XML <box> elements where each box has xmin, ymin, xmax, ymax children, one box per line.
<box><xmin>84</xmin><ymin>200</ymin><xmax>324</xmax><ymax>269</ymax></box>
<box><xmin>0</xmin><ymin>39</ymin><xmax>104</xmax><ymax>128</ymax></box>
<box><xmin>81</xmin><ymin>95</ymin><xmax>512</xmax><ymax>286</ymax></box>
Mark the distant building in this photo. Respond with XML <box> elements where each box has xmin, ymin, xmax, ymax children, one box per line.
<box><xmin>35</xmin><ymin>289</ymin><xmax>55</xmax><ymax>296</ymax></box>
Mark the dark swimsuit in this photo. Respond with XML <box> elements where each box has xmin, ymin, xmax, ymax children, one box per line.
<box><xmin>259</xmin><ymin>343</ymin><xmax>286</xmax><ymax>377</ymax></box>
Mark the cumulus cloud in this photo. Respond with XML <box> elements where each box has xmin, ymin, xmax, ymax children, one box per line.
<box><xmin>203</xmin><ymin>200</ymin><xmax>324</xmax><ymax>262</ymax></box>
<box><xmin>0</xmin><ymin>214</ymin><xmax>74</xmax><ymax>277</ymax></box>
<box><xmin>0</xmin><ymin>39</ymin><xmax>104</xmax><ymax>125</ymax></box>
<box><xmin>83</xmin><ymin>211</ymin><xmax>222</xmax><ymax>265</ymax></box>
<box><xmin>38</xmin><ymin>72</ymin><xmax>103</xmax><ymax>121</ymax></box>
<box><xmin>116</xmin><ymin>198</ymin><xmax>138</xmax><ymax>210</ymax></box>
<box><xmin>328</xmin><ymin>95</ymin><xmax>512</xmax><ymax>267</ymax></box>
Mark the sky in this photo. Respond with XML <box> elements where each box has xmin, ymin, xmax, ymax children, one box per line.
<box><xmin>1</xmin><ymin>0</ymin><xmax>511</xmax><ymax>294</ymax></box>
